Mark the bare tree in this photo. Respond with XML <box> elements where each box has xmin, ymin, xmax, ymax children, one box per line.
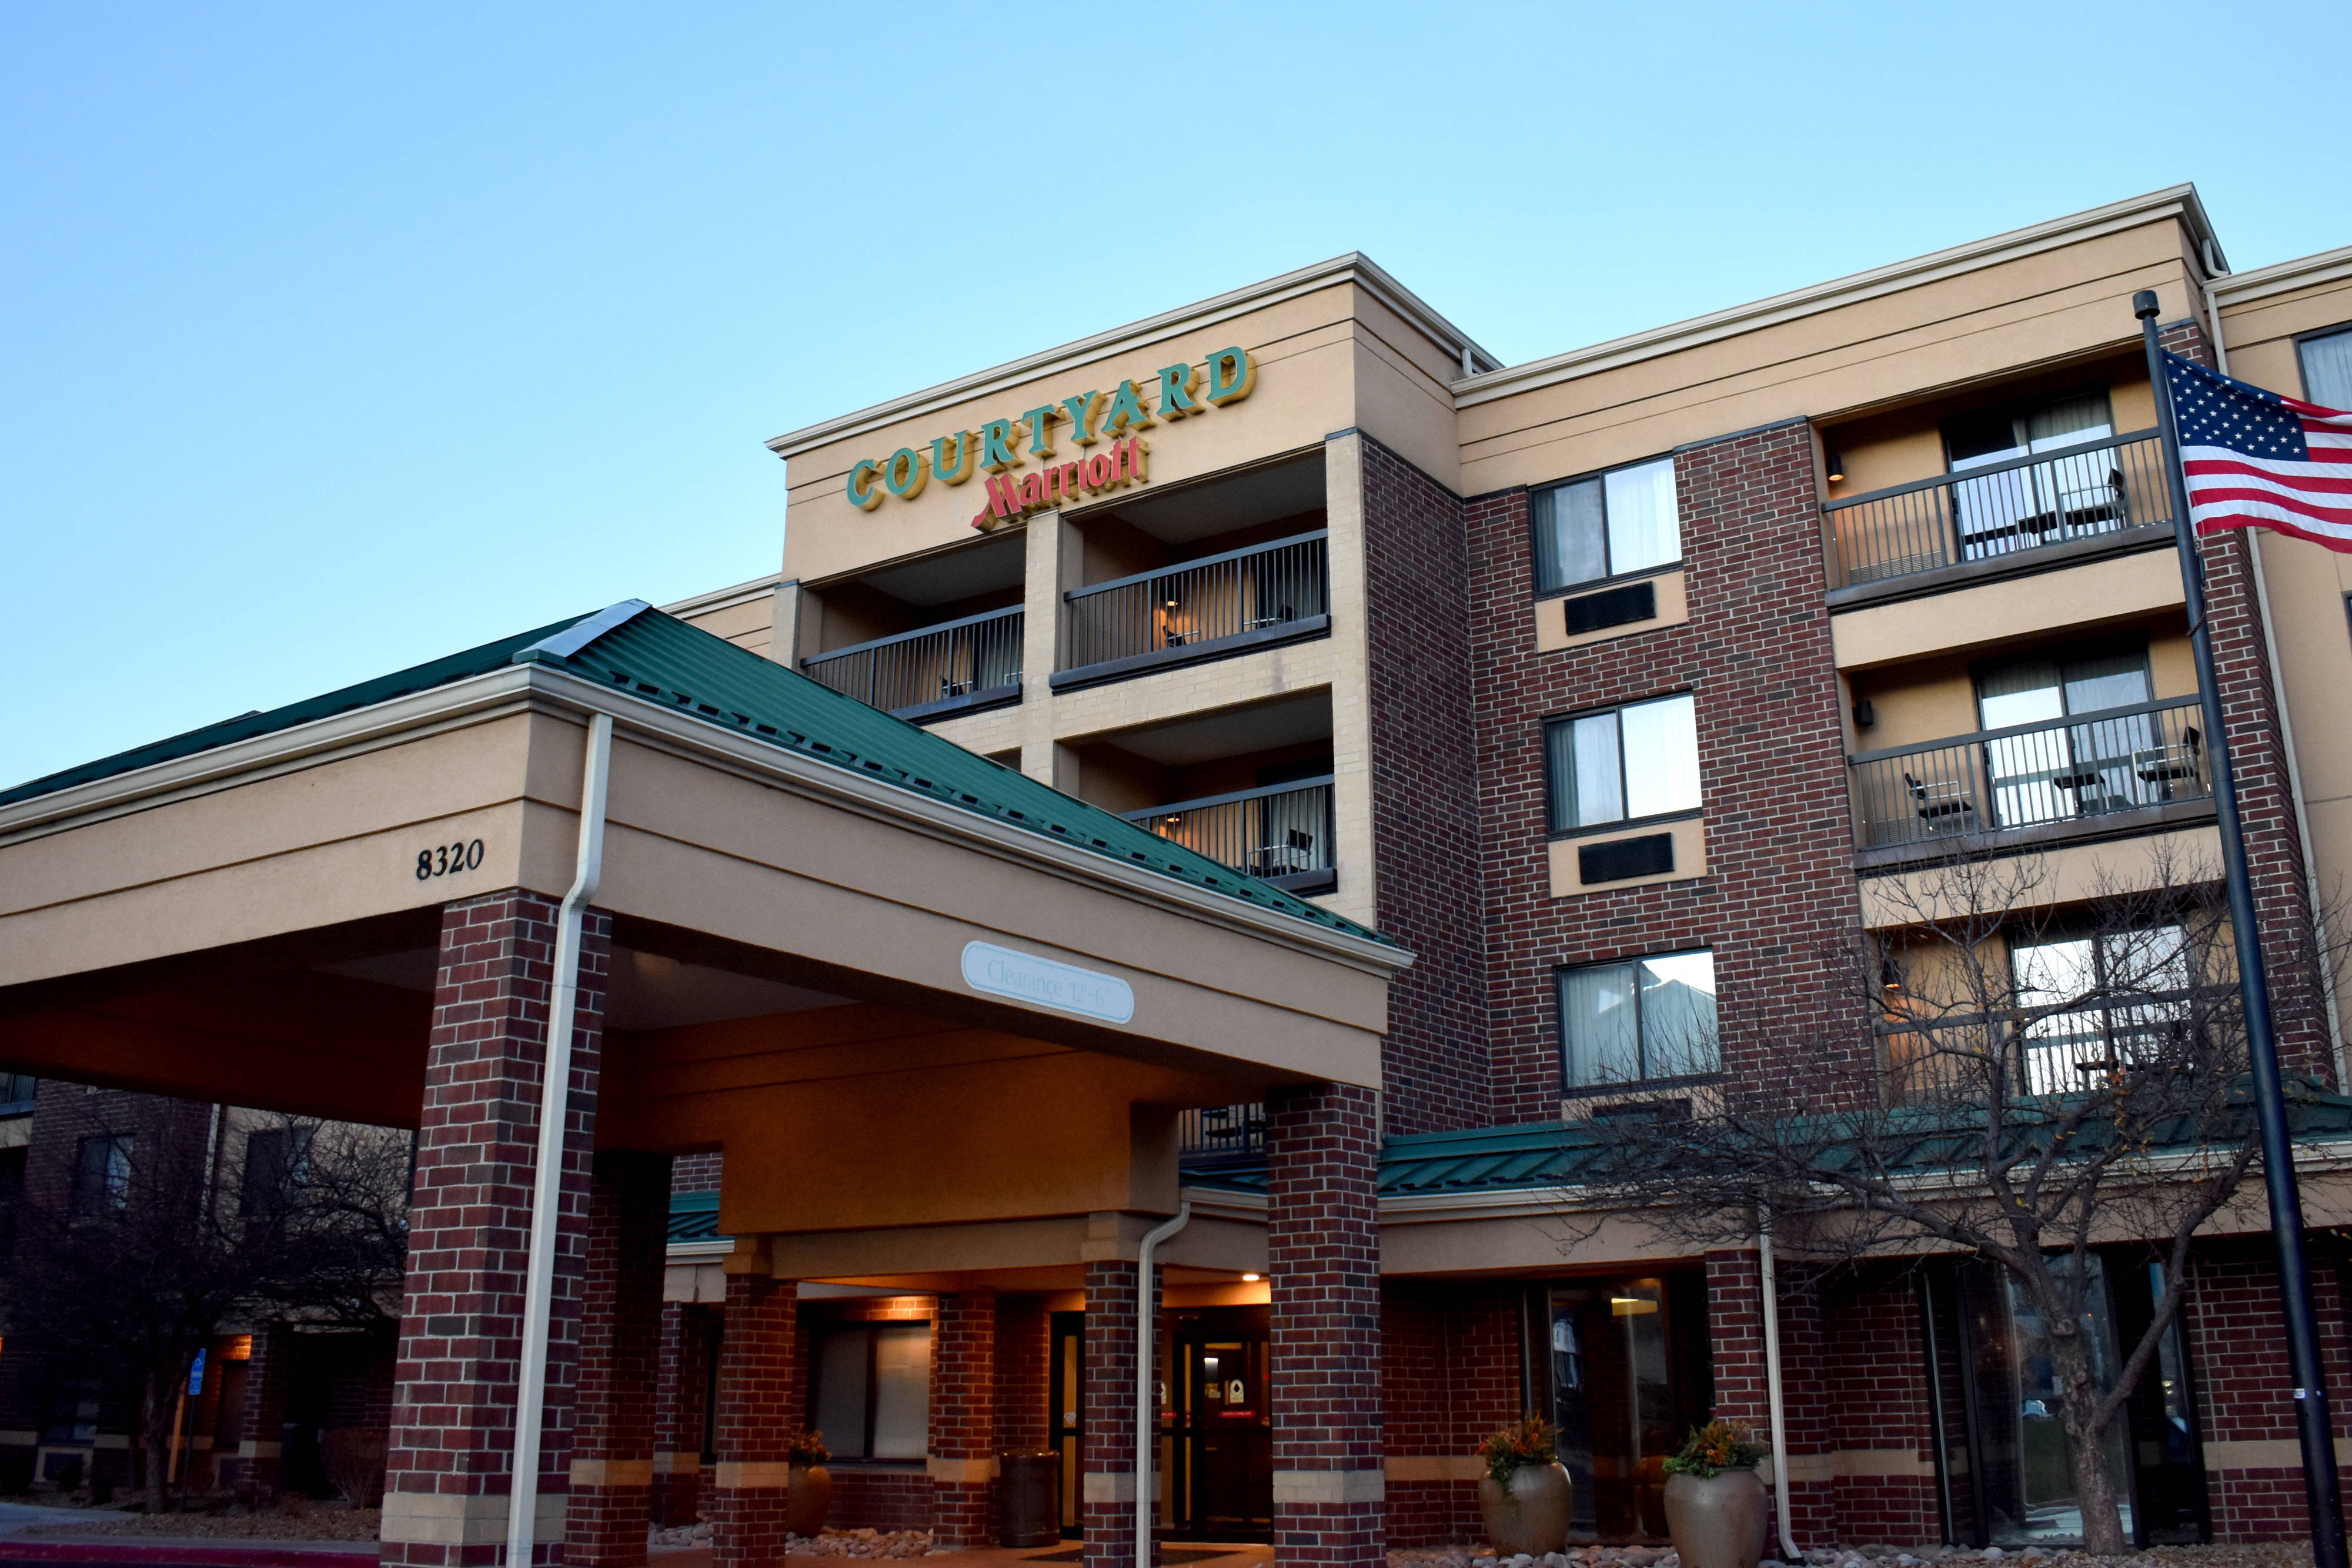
<box><xmin>1579</xmin><ymin>843</ymin><xmax>2340</xmax><ymax>1554</ymax></box>
<box><xmin>0</xmin><ymin>1101</ymin><xmax>412</xmax><ymax>1514</ymax></box>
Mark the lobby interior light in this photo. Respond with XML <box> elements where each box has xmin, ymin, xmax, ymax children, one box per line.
<box><xmin>1609</xmin><ymin>1295</ymin><xmax>1659</xmax><ymax>1316</ymax></box>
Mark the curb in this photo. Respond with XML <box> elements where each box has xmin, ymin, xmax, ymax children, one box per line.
<box><xmin>0</xmin><ymin>1543</ymin><xmax>377</xmax><ymax>1567</ymax></box>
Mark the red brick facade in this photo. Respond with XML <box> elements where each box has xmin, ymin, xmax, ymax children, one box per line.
<box><xmin>1359</xmin><ymin>433</ymin><xmax>1492</xmax><ymax>1135</ymax></box>
<box><xmin>570</xmin><ymin>1151</ymin><xmax>671</xmax><ymax>1566</ymax></box>
<box><xmin>1267</xmin><ymin>1082</ymin><xmax>1384</xmax><ymax>1568</ymax></box>
<box><xmin>1468</xmin><ymin>422</ymin><xmax>1869</xmax><ymax>1125</ymax></box>
<box><xmin>649</xmin><ymin>1302</ymin><xmax>713</xmax><ymax>1526</ymax></box>
<box><xmin>382</xmin><ymin>891</ymin><xmax>608</xmax><ymax>1568</ymax></box>
<box><xmin>709</xmin><ymin>1272</ymin><xmax>798</xmax><ymax>1568</ymax></box>
<box><xmin>1081</xmin><ymin>1258</ymin><xmax>1147</xmax><ymax>1568</ymax></box>
<box><xmin>929</xmin><ymin>1289</ymin><xmax>997</xmax><ymax>1547</ymax></box>
<box><xmin>1381</xmin><ymin>1282</ymin><xmax>1519</xmax><ymax>1545</ymax></box>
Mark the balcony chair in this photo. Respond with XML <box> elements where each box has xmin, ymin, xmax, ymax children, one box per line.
<box><xmin>2133</xmin><ymin>727</ymin><xmax>2203</xmax><ymax>801</ymax></box>
<box><xmin>1249</xmin><ymin>828</ymin><xmax>1319</xmax><ymax>878</ymax></box>
<box><xmin>1904</xmin><ymin>770</ymin><xmax>1975</xmax><ymax>835</ymax></box>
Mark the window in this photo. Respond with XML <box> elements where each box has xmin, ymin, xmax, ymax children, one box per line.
<box><xmin>1531</xmin><ymin>456</ymin><xmax>1680</xmax><ymax>594</ymax></box>
<box><xmin>2303</xmin><ymin>327</ymin><xmax>2352</xmax><ymax>409</ymax></box>
<box><xmin>1943</xmin><ymin>389</ymin><xmax>2119</xmax><ymax>558</ymax></box>
<box><xmin>2011</xmin><ymin>925</ymin><xmax>2191</xmax><ymax>1095</ymax></box>
<box><xmin>808</xmin><ymin>1321</ymin><xmax>931</xmax><ymax>1460</ymax></box>
<box><xmin>1559</xmin><ymin>950</ymin><xmax>1719</xmax><ymax>1088</ymax></box>
<box><xmin>71</xmin><ymin>1135</ymin><xmax>132</xmax><ymax>1217</ymax></box>
<box><xmin>0</xmin><ymin>1075</ymin><xmax>32</xmax><ymax>1115</ymax></box>
<box><xmin>240</xmin><ymin>1125</ymin><xmax>314</xmax><ymax>1216</ymax></box>
<box><xmin>1975</xmin><ymin>645</ymin><xmax>2168</xmax><ymax>827</ymax></box>
<box><xmin>1545</xmin><ymin>693</ymin><xmax>1699</xmax><ymax>833</ymax></box>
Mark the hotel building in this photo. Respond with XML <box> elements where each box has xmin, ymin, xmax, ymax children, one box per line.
<box><xmin>7</xmin><ymin>183</ymin><xmax>2352</xmax><ymax>1562</ymax></box>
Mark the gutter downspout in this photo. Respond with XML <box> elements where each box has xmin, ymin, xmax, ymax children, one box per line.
<box><xmin>1136</xmin><ymin>1202</ymin><xmax>1192</xmax><ymax>1568</ymax></box>
<box><xmin>1759</xmin><ymin>1215</ymin><xmax>1800</xmax><ymax>1564</ymax></box>
<box><xmin>2201</xmin><ymin>262</ymin><xmax>2351</xmax><ymax>1088</ymax></box>
<box><xmin>507</xmin><ymin>710</ymin><xmax>615</xmax><ymax>1568</ymax></box>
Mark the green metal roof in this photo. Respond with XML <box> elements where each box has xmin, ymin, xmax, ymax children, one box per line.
<box><xmin>5</xmin><ymin>600</ymin><xmax>1385</xmax><ymax>944</ymax></box>
<box><xmin>669</xmin><ymin>1189</ymin><xmax>723</xmax><ymax>1246</ymax></box>
<box><xmin>1181</xmin><ymin>1084</ymin><xmax>2352</xmax><ymax>1201</ymax></box>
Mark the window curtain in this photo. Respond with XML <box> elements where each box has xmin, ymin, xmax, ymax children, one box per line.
<box><xmin>1619</xmin><ymin>695</ymin><xmax>1699</xmax><ymax>818</ymax></box>
<box><xmin>2303</xmin><ymin>329</ymin><xmax>2352</xmax><ymax>408</ymax></box>
<box><xmin>1561</xmin><ymin>962</ymin><xmax>1639</xmax><ymax>1086</ymax></box>
<box><xmin>1534</xmin><ymin>477</ymin><xmax>1607</xmax><ymax>592</ymax></box>
<box><xmin>1604</xmin><ymin>459</ymin><xmax>1679</xmax><ymax>575</ymax></box>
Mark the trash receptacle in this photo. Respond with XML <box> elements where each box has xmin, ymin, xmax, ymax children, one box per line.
<box><xmin>997</xmin><ymin>1448</ymin><xmax>1062</xmax><ymax>1547</ymax></box>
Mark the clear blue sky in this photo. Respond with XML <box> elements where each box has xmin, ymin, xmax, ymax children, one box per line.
<box><xmin>6</xmin><ymin>2</ymin><xmax>2346</xmax><ymax>788</ymax></box>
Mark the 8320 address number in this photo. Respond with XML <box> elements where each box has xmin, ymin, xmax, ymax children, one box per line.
<box><xmin>416</xmin><ymin>840</ymin><xmax>486</xmax><ymax>880</ymax></box>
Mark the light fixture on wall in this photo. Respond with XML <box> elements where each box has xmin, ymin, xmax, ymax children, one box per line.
<box><xmin>1826</xmin><ymin>450</ymin><xmax>1847</xmax><ymax>483</ymax></box>
<box><xmin>1241</xmin><ymin>1273</ymin><xmax>1261</xmax><ymax>1282</ymax></box>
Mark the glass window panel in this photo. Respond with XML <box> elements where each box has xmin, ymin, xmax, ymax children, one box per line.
<box><xmin>1544</xmin><ymin>720</ymin><xmax>1577</xmax><ymax>834</ymax></box>
<box><xmin>1534</xmin><ymin>479</ymin><xmax>1608</xmax><ymax>592</ymax></box>
<box><xmin>1571</xmin><ymin>713</ymin><xmax>1623</xmax><ymax>827</ymax></box>
<box><xmin>2026</xmin><ymin>392</ymin><xmax>2114</xmax><ymax>452</ymax></box>
<box><xmin>2058</xmin><ymin>650</ymin><xmax>2150</xmax><ymax>716</ymax></box>
<box><xmin>1618</xmin><ymin>695</ymin><xmax>1699</xmax><ymax>819</ymax></box>
<box><xmin>1638</xmin><ymin>951</ymin><xmax>1719</xmax><ymax>1078</ymax></box>
<box><xmin>1561</xmin><ymin>962</ymin><xmax>1639</xmax><ymax>1087</ymax></box>
<box><xmin>1977</xmin><ymin>658</ymin><xmax>2066</xmax><ymax>730</ymax></box>
<box><xmin>2300</xmin><ymin>328</ymin><xmax>2352</xmax><ymax>409</ymax></box>
<box><xmin>1603</xmin><ymin>459</ymin><xmax>1680</xmax><ymax>575</ymax></box>
<box><xmin>870</xmin><ymin>1323</ymin><xmax>931</xmax><ymax>1459</ymax></box>
<box><xmin>2014</xmin><ymin>937</ymin><xmax>2102</xmax><ymax>1094</ymax></box>
<box><xmin>1947</xmin><ymin>409</ymin><xmax>2029</xmax><ymax>469</ymax></box>
<box><xmin>812</xmin><ymin>1328</ymin><xmax>871</xmax><ymax>1459</ymax></box>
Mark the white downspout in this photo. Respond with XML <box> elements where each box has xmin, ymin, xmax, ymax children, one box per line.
<box><xmin>2202</xmin><ymin>266</ymin><xmax>2350</xmax><ymax>1088</ymax></box>
<box><xmin>507</xmin><ymin>710</ymin><xmax>614</xmax><ymax>1568</ymax></box>
<box><xmin>1759</xmin><ymin>1215</ymin><xmax>1800</xmax><ymax>1564</ymax></box>
<box><xmin>1135</xmin><ymin>1202</ymin><xmax>1192</xmax><ymax>1568</ymax></box>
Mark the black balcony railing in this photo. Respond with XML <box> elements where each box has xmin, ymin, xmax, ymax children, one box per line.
<box><xmin>1057</xmin><ymin>531</ymin><xmax>1329</xmax><ymax>688</ymax></box>
<box><xmin>1879</xmin><ymin>991</ymin><xmax>2215</xmax><ymax>1104</ymax></box>
<box><xmin>1826</xmin><ymin>430</ymin><xmax>2171</xmax><ymax>588</ymax></box>
<box><xmin>1121</xmin><ymin>777</ymin><xmax>1336</xmax><ymax>894</ymax></box>
<box><xmin>1850</xmin><ymin>697</ymin><xmax>2210</xmax><ymax>852</ymax></box>
<box><xmin>800</xmin><ymin>606</ymin><xmax>1023</xmax><ymax>722</ymax></box>
<box><xmin>1178</xmin><ymin>1102</ymin><xmax>1265</xmax><ymax>1171</ymax></box>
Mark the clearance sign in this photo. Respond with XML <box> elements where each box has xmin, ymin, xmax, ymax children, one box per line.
<box><xmin>844</xmin><ymin>347</ymin><xmax>1258</xmax><ymax>532</ymax></box>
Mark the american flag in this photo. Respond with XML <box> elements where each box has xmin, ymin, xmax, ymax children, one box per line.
<box><xmin>2165</xmin><ymin>352</ymin><xmax>2352</xmax><ymax>552</ymax></box>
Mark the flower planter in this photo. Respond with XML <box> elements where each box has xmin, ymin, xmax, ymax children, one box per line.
<box><xmin>1477</xmin><ymin>1461</ymin><xmax>1572</xmax><ymax>1556</ymax></box>
<box><xmin>787</xmin><ymin>1463</ymin><xmax>833</xmax><ymax>1539</ymax></box>
<box><xmin>1663</xmin><ymin>1467</ymin><xmax>1767</xmax><ymax>1568</ymax></box>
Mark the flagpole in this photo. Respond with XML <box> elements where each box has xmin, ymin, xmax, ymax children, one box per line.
<box><xmin>2138</xmin><ymin>288</ymin><xmax>2346</xmax><ymax>1567</ymax></box>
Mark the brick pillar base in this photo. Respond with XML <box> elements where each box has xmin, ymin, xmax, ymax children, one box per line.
<box><xmin>1705</xmin><ymin>1249</ymin><xmax>1832</xmax><ymax>1543</ymax></box>
<box><xmin>232</xmin><ymin>1323</ymin><xmax>295</xmax><ymax>1506</ymax></box>
<box><xmin>710</xmin><ymin>1269</ymin><xmax>798</xmax><ymax>1568</ymax></box>
<box><xmin>1268</xmin><ymin>1082</ymin><xmax>1384</xmax><ymax>1568</ymax></box>
<box><xmin>931</xmin><ymin>1289</ymin><xmax>998</xmax><ymax>1547</ymax></box>
<box><xmin>381</xmin><ymin>892</ymin><xmax>608</xmax><ymax>1568</ymax></box>
<box><xmin>569</xmin><ymin>1151</ymin><xmax>673</xmax><ymax>1566</ymax></box>
<box><xmin>652</xmin><ymin>1303</ymin><xmax>713</xmax><ymax>1526</ymax></box>
<box><xmin>1081</xmin><ymin>1258</ymin><xmax>1149</xmax><ymax>1568</ymax></box>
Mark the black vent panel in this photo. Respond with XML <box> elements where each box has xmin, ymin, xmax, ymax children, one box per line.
<box><xmin>1577</xmin><ymin>831</ymin><xmax>1674</xmax><ymax>884</ymax></box>
<box><xmin>1560</xmin><ymin>580</ymin><xmax>1658</xmax><ymax>637</ymax></box>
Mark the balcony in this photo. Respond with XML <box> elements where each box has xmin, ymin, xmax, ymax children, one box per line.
<box><xmin>1177</xmin><ymin>1101</ymin><xmax>1265</xmax><ymax>1174</ymax></box>
<box><xmin>1121</xmin><ymin>777</ymin><xmax>1335</xmax><ymax>895</ymax></box>
<box><xmin>1826</xmin><ymin>430</ymin><xmax>2171</xmax><ymax>591</ymax></box>
<box><xmin>800</xmin><ymin>606</ymin><xmax>1023</xmax><ymax>723</ymax></box>
<box><xmin>1850</xmin><ymin>697</ymin><xmax>2212</xmax><ymax>860</ymax></box>
<box><xmin>1054</xmin><ymin>531</ymin><xmax>1329</xmax><ymax>691</ymax></box>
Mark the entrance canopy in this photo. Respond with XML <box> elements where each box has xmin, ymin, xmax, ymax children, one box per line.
<box><xmin>0</xmin><ymin>601</ymin><xmax>1407</xmax><ymax>1241</ymax></box>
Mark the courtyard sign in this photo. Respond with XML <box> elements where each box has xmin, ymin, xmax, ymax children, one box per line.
<box><xmin>842</xmin><ymin>346</ymin><xmax>1258</xmax><ymax>532</ymax></box>
<box><xmin>960</xmin><ymin>940</ymin><xmax>1136</xmax><ymax>1024</ymax></box>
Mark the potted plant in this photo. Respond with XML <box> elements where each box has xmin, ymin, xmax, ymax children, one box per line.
<box><xmin>1662</xmin><ymin>1419</ymin><xmax>1768</xmax><ymax>1568</ymax></box>
<box><xmin>786</xmin><ymin>1429</ymin><xmax>833</xmax><ymax>1539</ymax></box>
<box><xmin>1476</xmin><ymin>1415</ymin><xmax>1572</xmax><ymax>1556</ymax></box>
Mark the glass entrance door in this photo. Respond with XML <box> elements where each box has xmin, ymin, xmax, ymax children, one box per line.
<box><xmin>1049</xmin><ymin>1311</ymin><xmax>1084</xmax><ymax>1538</ymax></box>
<box><xmin>1164</xmin><ymin>1308</ymin><xmax>1272</xmax><ymax>1541</ymax></box>
<box><xmin>1531</xmin><ymin>1274</ymin><xmax>1711</xmax><ymax>1542</ymax></box>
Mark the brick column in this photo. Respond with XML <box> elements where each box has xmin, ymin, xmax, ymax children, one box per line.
<box><xmin>1705</xmin><ymin>1249</ymin><xmax>1831</xmax><ymax>1543</ymax></box>
<box><xmin>1081</xmin><ymin>1258</ymin><xmax>1147</xmax><ymax>1568</ymax></box>
<box><xmin>569</xmin><ymin>1151</ymin><xmax>672</xmax><ymax>1566</ymax></box>
<box><xmin>1267</xmin><ymin>1082</ymin><xmax>1384</xmax><ymax>1568</ymax></box>
<box><xmin>930</xmin><ymin>1289</ymin><xmax>999</xmax><ymax>1547</ymax></box>
<box><xmin>382</xmin><ymin>891</ymin><xmax>608</xmax><ymax>1568</ymax></box>
<box><xmin>232</xmin><ymin>1323</ymin><xmax>296</xmax><ymax>1506</ymax></box>
<box><xmin>994</xmin><ymin>1295</ymin><xmax>1051</xmax><ymax>1456</ymax></box>
<box><xmin>709</xmin><ymin>1267</ymin><xmax>798</xmax><ymax>1568</ymax></box>
<box><xmin>650</xmin><ymin>1303</ymin><xmax>712</xmax><ymax>1526</ymax></box>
